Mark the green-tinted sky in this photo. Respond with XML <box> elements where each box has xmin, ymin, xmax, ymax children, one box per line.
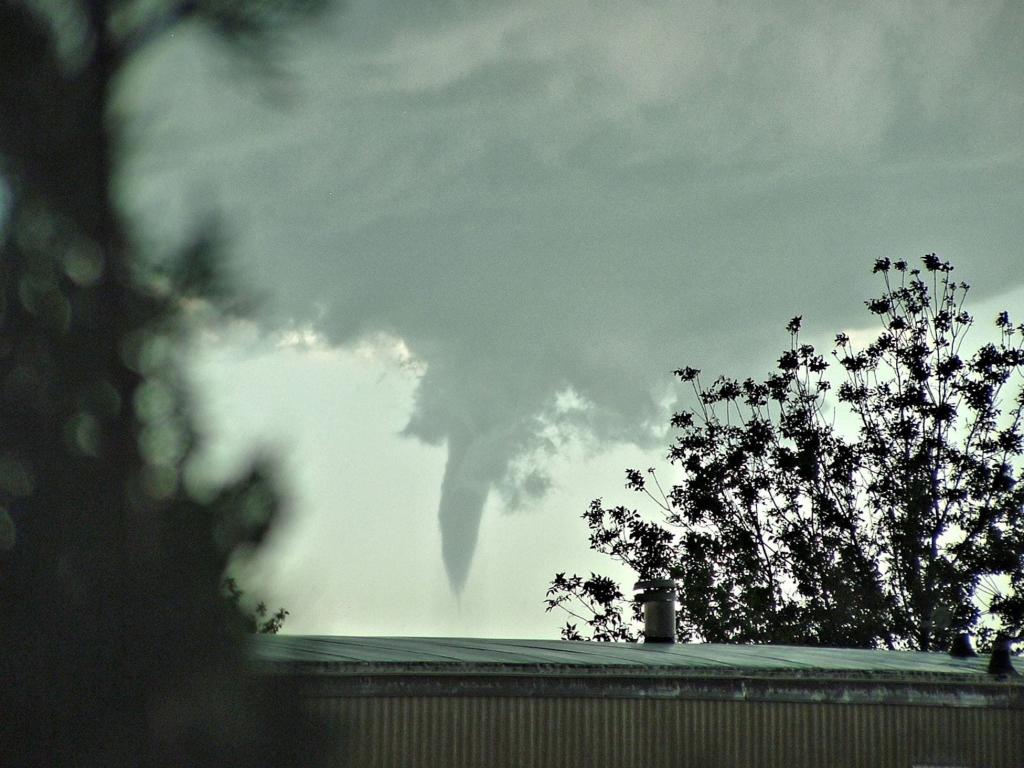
<box><xmin>122</xmin><ymin>0</ymin><xmax>1024</xmax><ymax>637</ymax></box>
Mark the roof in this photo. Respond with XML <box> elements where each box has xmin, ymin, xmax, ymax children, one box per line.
<box><xmin>249</xmin><ymin>636</ymin><xmax>1024</xmax><ymax>708</ymax></box>
<box><xmin>250</xmin><ymin>634</ymin><xmax>1001</xmax><ymax>676</ymax></box>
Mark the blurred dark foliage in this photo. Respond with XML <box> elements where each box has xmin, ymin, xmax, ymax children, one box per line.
<box><xmin>548</xmin><ymin>256</ymin><xmax>1024</xmax><ymax>652</ymax></box>
<box><xmin>223</xmin><ymin>577</ymin><xmax>290</xmax><ymax>634</ymax></box>
<box><xmin>0</xmin><ymin>1</ymin><xmax>333</xmax><ymax>765</ymax></box>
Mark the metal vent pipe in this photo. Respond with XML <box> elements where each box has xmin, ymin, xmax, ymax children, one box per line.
<box><xmin>633</xmin><ymin>579</ymin><xmax>677</xmax><ymax>644</ymax></box>
<box><xmin>987</xmin><ymin>635</ymin><xmax>1018</xmax><ymax>676</ymax></box>
<box><xmin>949</xmin><ymin>632</ymin><xmax>978</xmax><ymax>658</ymax></box>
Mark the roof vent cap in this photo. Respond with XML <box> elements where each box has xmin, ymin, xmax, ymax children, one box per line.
<box><xmin>949</xmin><ymin>633</ymin><xmax>978</xmax><ymax>658</ymax></box>
<box><xmin>633</xmin><ymin>579</ymin><xmax>676</xmax><ymax>645</ymax></box>
<box><xmin>987</xmin><ymin>634</ymin><xmax>1018</xmax><ymax>676</ymax></box>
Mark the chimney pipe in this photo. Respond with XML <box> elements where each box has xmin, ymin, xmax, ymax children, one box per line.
<box><xmin>949</xmin><ymin>633</ymin><xmax>978</xmax><ymax>658</ymax></box>
<box><xmin>987</xmin><ymin>635</ymin><xmax>1018</xmax><ymax>676</ymax></box>
<box><xmin>634</xmin><ymin>579</ymin><xmax>676</xmax><ymax>644</ymax></box>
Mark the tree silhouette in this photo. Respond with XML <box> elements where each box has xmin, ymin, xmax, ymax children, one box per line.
<box><xmin>0</xmin><ymin>1</ymin><xmax>330</xmax><ymax>765</ymax></box>
<box><xmin>548</xmin><ymin>256</ymin><xmax>1024</xmax><ymax>651</ymax></box>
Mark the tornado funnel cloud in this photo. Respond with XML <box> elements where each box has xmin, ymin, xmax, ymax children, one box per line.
<box><xmin>438</xmin><ymin>431</ymin><xmax>491</xmax><ymax>594</ymax></box>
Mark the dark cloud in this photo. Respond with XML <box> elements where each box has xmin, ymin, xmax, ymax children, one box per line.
<box><xmin>123</xmin><ymin>0</ymin><xmax>1024</xmax><ymax>590</ymax></box>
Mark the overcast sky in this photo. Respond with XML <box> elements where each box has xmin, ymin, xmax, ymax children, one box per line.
<box><xmin>119</xmin><ymin>0</ymin><xmax>1024</xmax><ymax>638</ymax></box>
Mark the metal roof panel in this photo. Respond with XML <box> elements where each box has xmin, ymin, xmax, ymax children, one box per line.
<box><xmin>249</xmin><ymin>635</ymin><xmax>997</xmax><ymax>677</ymax></box>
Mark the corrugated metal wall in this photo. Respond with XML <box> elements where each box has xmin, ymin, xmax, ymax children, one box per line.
<box><xmin>305</xmin><ymin>695</ymin><xmax>1023</xmax><ymax>768</ymax></box>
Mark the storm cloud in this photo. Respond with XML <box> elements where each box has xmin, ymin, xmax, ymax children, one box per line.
<box><xmin>123</xmin><ymin>0</ymin><xmax>1024</xmax><ymax>591</ymax></box>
